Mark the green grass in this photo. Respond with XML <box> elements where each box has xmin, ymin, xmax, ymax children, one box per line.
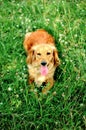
<box><xmin>0</xmin><ymin>0</ymin><xmax>86</xmax><ymax>129</ymax></box>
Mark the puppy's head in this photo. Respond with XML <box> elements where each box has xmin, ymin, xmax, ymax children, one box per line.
<box><xmin>27</xmin><ymin>44</ymin><xmax>60</xmax><ymax>76</ymax></box>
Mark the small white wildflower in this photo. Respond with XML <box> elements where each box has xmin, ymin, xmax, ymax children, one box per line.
<box><xmin>20</xmin><ymin>59</ymin><xmax>23</xmax><ymax>63</ymax></box>
<box><xmin>23</xmin><ymin>67</ymin><xmax>26</xmax><ymax>71</ymax></box>
<box><xmin>26</xmin><ymin>29</ymin><xmax>29</xmax><ymax>33</ymax></box>
<box><xmin>53</xmin><ymin>91</ymin><xmax>57</xmax><ymax>95</ymax></box>
<box><xmin>28</xmin><ymin>19</ymin><xmax>31</xmax><ymax>23</ymax></box>
<box><xmin>60</xmin><ymin>21</ymin><xmax>64</xmax><ymax>26</ymax></box>
<box><xmin>70</xmin><ymin>60</ymin><xmax>73</xmax><ymax>63</ymax></box>
<box><xmin>34</xmin><ymin>89</ymin><xmax>37</xmax><ymax>92</ymax></box>
<box><xmin>53</xmin><ymin>1</ymin><xmax>55</xmax><ymax>4</ymax></box>
<box><xmin>75</xmin><ymin>44</ymin><xmax>78</xmax><ymax>47</ymax></box>
<box><xmin>16</xmin><ymin>100</ymin><xmax>22</xmax><ymax>108</ymax></box>
<box><xmin>55</xmin><ymin>122</ymin><xmax>58</xmax><ymax>125</ymax></box>
<box><xmin>59</xmin><ymin>34</ymin><xmax>64</xmax><ymax>38</ymax></box>
<box><xmin>62</xmin><ymin>92</ymin><xmax>65</xmax><ymax>97</ymax></box>
<box><xmin>65</xmin><ymin>41</ymin><xmax>68</xmax><ymax>45</ymax></box>
<box><xmin>83</xmin><ymin>115</ymin><xmax>86</xmax><ymax>120</ymax></box>
<box><xmin>33</xmin><ymin>25</ymin><xmax>36</xmax><ymax>29</ymax></box>
<box><xmin>17</xmin><ymin>3</ymin><xmax>19</xmax><ymax>6</ymax></box>
<box><xmin>0</xmin><ymin>102</ymin><xmax>3</xmax><ymax>105</ymax></box>
<box><xmin>25</xmin><ymin>18</ymin><xmax>28</xmax><ymax>22</ymax></box>
<box><xmin>59</xmin><ymin>38</ymin><xmax>61</xmax><ymax>42</ymax></box>
<box><xmin>62</xmin><ymin>54</ymin><xmax>65</xmax><ymax>57</ymax></box>
<box><xmin>76</xmin><ymin>4</ymin><xmax>79</xmax><ymax>7</ymax></box>
<box><xmin>69</xmin><ymin>27</ymin><xmax>72</xmax><ymax>31</ymax></box>
<box><xmin>21</xmin><ymin>21</ymin><xmax>24</xmax><ymax>25</ymax></box>
<box><xmin>19</xmin><ymin>16</ymin><xmax>22</xmax><ymax>20</ymax></box>
<box><xmin>16</xmin><ymin>94</ymin><xmax>19</xmax><ymax>98</ymax></box>
<box><xmin>81</xmin><ymin>52</ymin><xmax>85</xmax><ymax>57</ymax></box>
<box><xmin>80</xmin><ymin>103</ymin><xmax>84</xmax><ymax>107</ymax></box>
<box><xmin>20</xmin><ymin>89</ymin><xmax>23</xmax><ymax>92</ymax></box>
<box><xmin>13</xmin><ymin>37</ymin><xmax>16</xmax><ymax>40</ymax></box>
<box><xmin>8</xmin><ymin>87</ymin><xmax>12</xmax><ymax>91</ymax></box>
<box><xmin>19</xmin><ymin>77</ymin><xmax>22</xmax><ymax>80</ymax></box>
<box><xmin>46</xmin><ymin>18</ymin><xmax>50</xmax><ymax>22</ymax></box>
<box><xmin>76</xmin><ymin>76</ymin><xmax>80</xmax><ymax>80</ymax></box>
<box><xmin>74</xmin><ymin>34</ymin><xmax>77</xmax><ymax>37</ymax></box>
<box><xmin>1</xmin><ymin>81</ymin><xmax>3</xmax><ymax>84</ymax></box>
<box><xmin>61</xmin><ymin>40</ymin><xmax>65</xmax><ymax>43</ymax></box>
<box><xmin>81</xmin><ymin>10</ymin><xmax>84</xmax><ymax>12</ymax></box>
<box><xmin>16</xmin><ymin>24</ymin><xmax>19</xmax><ymax>27</ymax></box>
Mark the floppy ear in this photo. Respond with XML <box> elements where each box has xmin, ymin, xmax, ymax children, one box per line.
<box><xmin>26</xmin><ymin>49</ymin><xmax>36</xmax><ymax>64</ymax></box>
<box><xmin>53</xmin><ymin>49</ymin><xmax>60</xmax><ymax>67</ymax></box>
<box><xmin>23</xmin><ymin>32</ymin><xmax>32</xmax><ymax>53</ymax></box>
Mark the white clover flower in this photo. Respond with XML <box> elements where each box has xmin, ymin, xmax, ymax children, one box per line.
<box><xmin>55</xmin><ymin>122</ymin><xmax>58</xmax><ymax>125</ymax></box>
<box><xmin>59</xmin><ymin>38</ymin><xmax>61</xmax><ymax>42</ymax></box>
<box><xmin>34</xmin><ymin>89</ymin><xmax>37</xmax><ymax>92</ymax></box>
<box><xmin>74</xmin><ymin>34</ymin><xmax>77</xmax><ymax>37</ymax></box>
<box><xmin>8</xmin><ymin>87</ymin><xmax>12</xmax><ymax>91</ymax></box>
<box><xmin>26</xmin><ymin>29</ymin><xmax>29</xmax><ymax>33</ymax></box>
<box><xmin>53</xmin><ymin>91</ymin><xmax>57</xmax><ymax>95</ymax></box>
<box><xmin>80</xmin><ymin>103</ymin><xmax>84</xmax><ymax>107</ymax></box>
<box><xmin>61</xmin><ymin>40</ymin><xmax>65</xmax><ymax>43</ymax></box>
<box><xmin>56</xmin><ymin>9</ymin><xmax>58</xmax><ymax>12</ymax></box>
<box><xmin>62</xmin><ymin>62</ymin><xmax>65</xmax><ymax>64</ymax></box>
<box><xmin>25</xmin><ymin>18</ymin><xmax>28</xmax><ymax>22</ymax></box>
<box><xmin>16</xmin><ymin>94</ymin><xmax>19</xmax><ymax>98</ymax></box>
<box><xmin>20</xmin><ymin>89</ymin><xmax>23</xmax><ymax>92</ymax></box>
<box><xmin>0</xmin><ymin>102</ymin><xmax>3</xmax><ymax>105</ymax></box>
<box><xmin>16</xmin><ymin>24</ymin><xmax>19</xmax><ymax>27</ymax></box>
<box><xmin>65</xmin><ymin>41</ymin><xmax>68</xmax><ymax>45</ymax></box>
<box><xmin>61</xmin><ymin>22</ymin><xmax>64</xmax><ymax>27</ymax></box>
<box><xmin>62</xmin><ymin>92</ymin><xmax>65</xmax><ymax>97</ymax></box>
<box><xmin>70</xmin><ymin>60</ymin><xmax>73</xmax><ymax>63</ymax></box>
<box><xmin>19</xmin><ymin>77</ymin><xmax>22</xmax><ymax>80</ymax></box>
<box><xmin>19</xmin><ymin>16</ymin><xmax>22</xmax><ymax>20</ymax></box>
<box><xmin>33</xmin><ymin>25</ymin><xmax>37</xmax><ymax>29</ymax></box>
<box><xmin>21</xmin><ymin>21</ymin><xmax>24</xmax><ymax>25</ymax></box>
<box><xmin>46</xmin><ymin>18</ymin><xmax>50</xmax><ymax>22</ymax></box>
<box><xmin>59</xmin><ymin>34</ymin><xmax>64</xmax><ymax>37</ymax></box>
<box><xmin>53</xmin><ymin>1</ymin><xmax>55</xmax><ymax>4</ymax></box>
<box><xmin>17</xmin><ymin>3</ymin><xmax>19</xmax><ymax>6</ymax></box>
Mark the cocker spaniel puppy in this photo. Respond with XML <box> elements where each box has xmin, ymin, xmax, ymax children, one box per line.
<box><xmin>23</xmin><ymin>29</ymin><xmax>60</xmax><ymax>94</ymax></box>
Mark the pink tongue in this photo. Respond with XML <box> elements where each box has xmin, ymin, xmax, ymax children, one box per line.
<box><xmin>41</xmin><ymin>66</ymin><xmax>48</xmax><ymax>76</ymax></box>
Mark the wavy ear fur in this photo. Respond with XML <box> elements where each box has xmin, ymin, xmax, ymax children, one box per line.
<box><xmin>26</xmin><ymin>49</ymin><xmax>35</xmax><ymax>64</ymax></box>
<box><xmin>23</xmin><ymin>32</ymin><xmax>32</xmax><ymax>53</ymax></box>
<box><xmin>53</xmin><ymin>49</ymin><xmax>60</xmax><ymax>67</ymax></box>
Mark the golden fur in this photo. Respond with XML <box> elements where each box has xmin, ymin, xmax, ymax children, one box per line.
<box><xmin>23</xmin><ymin>29</ymin><xmax>60</xmax><ymax>94</ymax></box>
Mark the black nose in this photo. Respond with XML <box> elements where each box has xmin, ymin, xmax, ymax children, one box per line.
<box><xmin>41</xmin><ymin>61</ymin><xmax>47</xmax><ymax>66</ymax></box>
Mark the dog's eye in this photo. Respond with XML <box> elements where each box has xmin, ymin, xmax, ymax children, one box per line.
<box><xmin>47</xmin><ymin>52</ymin><xmax>51</xmax><ymax>55</ymax></box>
<box><xmin>37</xmin><ymin>53</ymin><xmax>41</xmax><ymax>56</ymax></box>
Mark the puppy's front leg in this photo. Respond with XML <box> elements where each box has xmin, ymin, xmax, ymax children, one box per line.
<box><xmin>29</xmin><ymin>76</ymin><xmax>34</xmax><ymax>84</ymax></box>
<box><xmin>42</xmin><ymin>78</ymin><xmax>54</xmax><ymax>94</ymax></box>
<box><xmin>29</xmin><ymin>76</ymin><xmax>36</xmax><ymax>92</ymax></box>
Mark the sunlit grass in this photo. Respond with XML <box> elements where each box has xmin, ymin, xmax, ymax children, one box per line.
<box><xmin>0</xmin><ymin>0</ymin><xmax>86</xmax><ymax>129</ymax></box>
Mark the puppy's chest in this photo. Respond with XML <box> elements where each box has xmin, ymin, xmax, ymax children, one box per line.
<box><xmin>28</xmin><ymin>64</ymin><xmax>55</xmax><ymax>80</ymax></box>
<box><xmin>28</xmin><ymin>64</ymin><xmax>41</xmax><ymax>77</ymax></box>
<box><xmin>28</xmin><ymin>64</ymin><xmax>45</xmax><ymax>84</ymax></box>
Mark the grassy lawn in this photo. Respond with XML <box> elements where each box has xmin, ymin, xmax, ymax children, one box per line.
<box><xmin>0</xmin><ymin>0</ymin><xmax>86</xmax><ymax>129</ymax></box>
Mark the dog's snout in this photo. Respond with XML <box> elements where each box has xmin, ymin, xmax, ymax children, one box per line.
<box><xmin>41</xmin><ymin>61</ymin><xmax>47</xmax><ymax>66</ymax></box>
